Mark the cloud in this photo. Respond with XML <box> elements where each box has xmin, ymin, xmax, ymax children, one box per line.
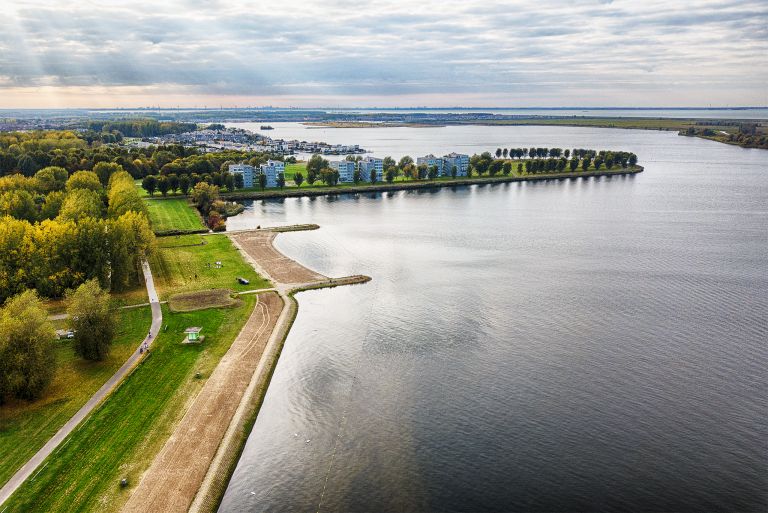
<box><xmin>0</xmin><ymin>0</ymin><xmax>766</xmax><ymax>107</ymax></box>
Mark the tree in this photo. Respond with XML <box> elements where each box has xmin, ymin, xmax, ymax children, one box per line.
<box><xmin>582</xmin><ymin>157</ymin><xmax>591</xmax><ymax>171</ymax></box>
<box><xmin>369</xmin><ymin>168</ymin><xmax>378</xmax><ymax>184</ymax></box>
<box><xmin>0</xmin><ymin>290</ymin><xmax>55</xmax><ymax>402</ymax></box>
<box><xmin>306</xmin><ymin>168</ymin><xmax>318</xmax><ymax>186</ymax></box>
<box><xmin>495</xmin><ymin>148</ymin><xmax>502</xmax><ymax>158</ymax></box>
<box><xmin>93</xmin><ymin>162</ymin><xmax>123</xmax><ymax>187</ymax></box>
<box><xmin>276</xmin><ymin>173</ymin><xmax>286</xmax><ymax>189</ymax></box>
<box><xmin>142</xmin><ymin>175</ymin><xmax>158</xmax><ymax>196</ymax></box>
<box><xmin>179</xmin><ymin>174</ymin><xmax>191</xmax><ymax>195</ymax></box>
<box><xmin>306</xmin><ymin>154</ymin><xmax>328</xmax><ymax>177</ymax></box>
<box><xmin>58</xmin><ymin>189</ymin><xmax>103</xmax><ymax>221</ymax></box>
<box><xmin>382</xmin><ymin>156</ymin><xmax>396</xmax><ymax>171</ymax></box>
<box><xmin>488</xmin><ymin>160</ymin><xmax>503</xmax><ymax>176</ymax></box>
<box><xmin>294</xmin><ymin>172</ymin><xmax>304</xmax><ymax>188</ymax></box>
<box><xmin>157</xmin><ymin>176</ymin><xmax>170</xmax><ymax>196</ymax></box>
<box><xmin>605</xmin><ymin>156</ymin><xmax>614</xmax><ymax>169</ymax></box>
<box><xmin>594</xmin><ymin>158</ymin><xmax>603</xmax><ymax>170</ymax></box>
<box><xmin>427</xmin><ymin>165</ymin><xmax>438</xmax><ymax>180</ymax></box>
<box><xmin>66</xmin><ymin>279</ymin><xmax>116</xmax><ymax>361</ymax></box>
<box><xmin>385</xmin><ymin>168</ymin><xmax>396</xmax><ymax>183</ymax></box>
<box><xmin>502</xmin><ymin>162</ymin><xmax>512</xmax><ymax>176</ymax></box>
<box><xmin>398</xmin><ymin>156</ymin><xmax>413</xmax><ymax>169</ymax></box>
<box><xmin>564</xmin><ymin>149</ymin><xmax>570</xmax><ymax>159</ymax></box>
<box><xmin>352</xmin><ymin>169</ymin><xmax>362</xmax><ymax>184</ymax></box>
<box><xmin>517</xmin><ymin>162</ymin><xmax>523</xmax><ymax>174</ymax></box>
<box><xmin>66</xmin><ymin>170</ymin><xmax>102</xmax><ymax>192</ymax></box>
<box><xmin>570</xmin><ymin>158</ymin><xmax>579</xmax><ymax>172</ymax></box>
<box><xmin>258</xmin><ymin>173</ymin><xmax>267</xmax><ymax>190</ymax></box>
<box><xmin>503</xmin><ymin>148</ymin><xmax>509</xmax><ymax>159</ymax></box>
<box><xmin>223</xmin><ymin>173</ymin><xmax>235</xmax><ymax>192</ymax></box>
<box><xmin>191</xmin><ymin>182</ymin><xmax>219</xmax><ymax>212</ymax></box>
<box><xmin>451</xmin><ymin>165</ymin><xmax>458</xmax><ymax>178</ymax></box>
<box><xmin>35</xmin><ymin>166</ymin><xmax>68</xmax><ymax>193</ymax></box>
<box><xmin>168</xmin><ymin>173</ymin><xmax>180</xmax><ymax>193</ymax></box>
<box><xmin>0</xmin><ymin>190</ymin><xmax>37</xmax><ymax>221</ymax></box>
<box><xmin>628</xmin><ymin>153</ymin><xmax>638</xmax><ymax>166</ymax></box>
<box><xmin>320</xmin><ymin>168</ymin><xmax>339</xmax><ymax>186</ymax></box>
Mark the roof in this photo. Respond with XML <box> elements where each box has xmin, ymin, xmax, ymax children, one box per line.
<box><xmin>184</xmin><ymin>327</ymin><xmax>203</xmax><ymax>333</ymax></box>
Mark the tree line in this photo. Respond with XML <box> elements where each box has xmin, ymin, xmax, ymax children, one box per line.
<box><xmin>0</xmin><ymin>130</ymin><xmax>283</xmax><ymax>181</ymax></box>
<box><xmin>0</xmin><ymin>165</ymin><xmax>154</xmax><ymax>302</ymax></box>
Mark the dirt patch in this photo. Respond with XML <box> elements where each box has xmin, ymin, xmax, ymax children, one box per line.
<box><xmin>168</xmin><ymin>289</ymin><xmax>240</xmax><ymax>312</ymax></box>
<box><xmin>122</xmin><ymin>291</ymin><xmax>284</xmax><ymax>513</ymax></box>
<box><xmin>230</xmin><ymin>231</ymin><xmax>326</xmax><ymax>285</ymax></box>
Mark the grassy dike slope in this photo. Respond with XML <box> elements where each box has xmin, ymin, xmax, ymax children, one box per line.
<box><xmin>0</xmin><ymin>307</ymin><xmax>152</xmax><ymax>489</ymax></box>
<box><xmin>2</xmin><ymin>297</ymin><xmax>259</xmax><ymax>513</ymax></box>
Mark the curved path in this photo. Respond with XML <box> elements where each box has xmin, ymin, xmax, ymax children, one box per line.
<box><xmin>0</xmin><ymin>260</ymin><xmax>162</xmax><ymax>508</ymax></box>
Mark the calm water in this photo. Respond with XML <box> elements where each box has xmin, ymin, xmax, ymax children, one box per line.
<box><xmin>221</xmin><ymin>126</ymin><xmax>767</xmax><ymax>512</ymax></box>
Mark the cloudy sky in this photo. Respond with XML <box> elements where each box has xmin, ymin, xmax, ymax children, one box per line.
<box><xmin>1</xmin><ymin>0</ymin><xmax>766</xmax><ymax>108</ymax></box>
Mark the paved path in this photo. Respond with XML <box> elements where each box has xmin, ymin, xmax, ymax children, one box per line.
<box><xmin>0</xmin><ymin>260</ymin><xmax>163</xmax><ymax>508</ymax></box>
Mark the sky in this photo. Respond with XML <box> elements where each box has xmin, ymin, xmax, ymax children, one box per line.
<box><xmin>0</xmin><ymin>0</ymin><xmax>766</xmax><ymax>108</ymax></box>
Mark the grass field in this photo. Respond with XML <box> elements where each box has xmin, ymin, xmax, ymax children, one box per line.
<box><xmin>145</xmin><ymin>198</ymin><xmax>206</xmax><ymax>234</ymax></box>
<box><xmin>0</xmin><ymin>306</ymin><xmax>152</xmax><ymax>489</ymax></box>
<box><xmin>2</xmin><ymin>296</ymin><xmax>258</xmax><ymax>513</ymax></box>
<box><xmin>150</xmin><ymin>234</ymin><xmax>270</xmax><ymax>299</ymax></box>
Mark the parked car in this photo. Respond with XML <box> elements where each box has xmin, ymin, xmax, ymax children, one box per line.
<box><xmin>237</xmin><ymin>277</ymin><xmax>250</xmax><ymax>285</ymax></box>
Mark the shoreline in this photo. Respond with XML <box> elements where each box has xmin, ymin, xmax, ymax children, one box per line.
<box><xmin>122</xmin><ymin>226</ymin><xmax>370</xmax><ymax>513</ymax></box>
<box><xmin>221</xmin><ymin>166</ymin><xmax>644</xmax><ymax>201</ymax></box>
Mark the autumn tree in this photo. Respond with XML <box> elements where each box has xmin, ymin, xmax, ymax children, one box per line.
<box><xmin>66</xmin><ymin>279</ymin><xmax>116</xmax><ymax>361</ymax></box>
<box><xmin>0</xmin><ymin>290</ymin><xmax>55</xmax><ymax>402</ymax></box>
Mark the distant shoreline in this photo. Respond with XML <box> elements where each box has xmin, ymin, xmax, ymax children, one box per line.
<box><xmin>219</xmin><ymin>166</ymin><xmax>644</xmax><ymax>201</ymax></box>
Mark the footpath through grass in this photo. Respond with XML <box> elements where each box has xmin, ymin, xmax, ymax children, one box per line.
<box><xmin>0</xmin><ymin>307</ymin><xmax>152</xmax><ymax>488</ymax></box>
<box><xmin>2</xmin><ymin>297</ymin><xmax>258</xmax><ymax>513</ymax></box>
<box><xmin>150</xmin><ymin>234</ymin><xmax>271</xmax><ymax>299</ymax></box>
<box><xmin>145</xmin><ymin>197</ymin><xmax>206</xmax><ymax>235</ymax></box>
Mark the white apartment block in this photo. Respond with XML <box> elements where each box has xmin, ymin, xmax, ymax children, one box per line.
<box><xmin>330</xmin><ymin>160</ymin><xmax>357</xmax><ymax>183</ymax></box>
<box><xmin>229</xmin><ymin>163</ymin><xmax>255</xmax><ymax>188</ymax></box>
<box><xmin>443</xmin><ymin>152</ymin><xmax>469</xmax><ymax>176</ymax></box>
<box><xmin>416</xmin><ymin>154</ymin><xmax>445</xmax><ymax>176</ymax></box>
<box><xmin>257</xmin><ymin>159</ymin><xmax>285</xmax><ymax>188</ymax></box>
<box><xmin>357</xmin><ymin>156</ymin><xmax>384</xmax><ymax>182</ymax></box>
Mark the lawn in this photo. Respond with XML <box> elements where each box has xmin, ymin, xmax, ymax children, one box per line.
<box><xmin>149</xmin><ymin>234</ymin><xmax>271</xmax><ymax>299</ymax></box>
<box><xmin>144</xmin><ymin>198</ymin><xmax>206</xmax><ymax>235</ymax></box>
<box><xmin>2</xmin><ymin>296</ymin><xmax>258</xmax><ymax>513</ymax></box>
<box><xmin>0</xmin><ymin>306</ymin><xmax>152</xmax><ymax>489</ymax></box>
<box><xmin>284</xmin><ymin>161</ymin><xmax>306</xmax><ymax>182</ymax></box>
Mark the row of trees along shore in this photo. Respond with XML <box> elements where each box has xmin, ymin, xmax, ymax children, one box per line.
<box><xmin>288</xmin><ymin>149</ymin><xmax>639</xmax><ymax>189</ymax></box>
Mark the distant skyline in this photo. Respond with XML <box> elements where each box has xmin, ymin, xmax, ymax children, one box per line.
<box><xmin>1</xmin><ymin>0</ymin><xmax>767</xmax><ymax>109</ymax></box>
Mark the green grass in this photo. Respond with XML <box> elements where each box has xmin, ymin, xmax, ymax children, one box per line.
<box><xmin>2</xmin><ymin>297</ymin><xmax>258</xmax><ymax>513</ymax></box>
<box><xmin>144</xmin><ymin>198</ymin><xmax>206</xmax><ymax>235</ymax></box>
<box><xmin>0</xmin><ymin>307</ymin><xmax>152</xmax><ymax>488</ymax></box>
<box><xmin>149</xmin><ymin>234</ymin><xmax>271</xmax><ymax>299</ymax></box>
<box><xmin>284</xmin><ymin>161</ymin><xmax>306</xmax><ymax>182</ymax></box>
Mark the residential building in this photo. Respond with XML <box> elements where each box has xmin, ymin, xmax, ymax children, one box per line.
<box><xmin>358</xmin><ymin>156</ymin><xmax>384</xmax><ymax>182</ymax></box>
<box><xmin>443</xmin><ymin>152</ymin><xmax>470</xmax><ymax>176</ymax></box>
<box><xmin>257</xmin><ymin>159</ymin><xmax>285</xmax><ymax>188</ymax></box>
<box><xmin>330</xmin><ymin>160</ymin><xmax>357</xmax><ymax>183</ymax></box>
<box><xmin>229</xmin><ymin>163</ymin><xmax>255</xmax><ymax>188</ymax></box>
<box><xmin>416</xmin><ymin>154</ymin><xmax>445</xmax><ymax>176</ymax></box>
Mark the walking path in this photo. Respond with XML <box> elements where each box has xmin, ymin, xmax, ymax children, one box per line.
<box><xmin>123</xmin><ymin>229</ymin><xmax>369</xmax><ymax>513</ymax></box>
<box><xmin>0</xmin><ymin>260</ymin><xmax>163</xmax><ymax>508</ymax></box>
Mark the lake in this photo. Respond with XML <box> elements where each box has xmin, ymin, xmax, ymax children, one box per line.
<box><xmin>220</xmin><ymin>125</ymin><xmax>767</xmax><ymax>512</ymax></box>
